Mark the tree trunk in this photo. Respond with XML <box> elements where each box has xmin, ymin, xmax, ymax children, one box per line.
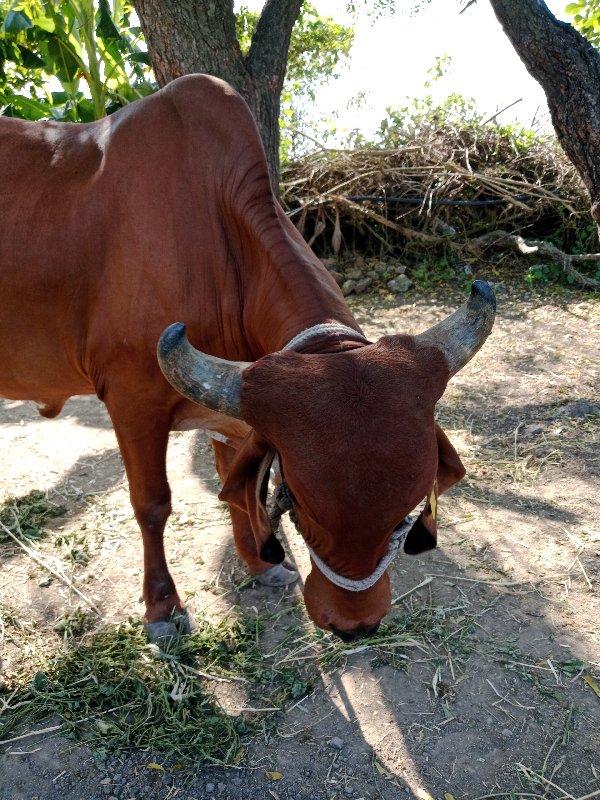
<box><xmin>133</xmin><ymin>0</ymin><xmax>303</xmax><ymax>190</ymax></box>
<box><xmin>488</xmin><ymin>0</ymin><xmax>600</xmax><ymax>221</ymax></box>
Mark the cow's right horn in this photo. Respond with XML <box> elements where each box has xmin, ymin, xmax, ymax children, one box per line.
<box><xmin>157</xmin><ymin>323</ymin><xmax>249</xmax><ymax>419</ymax></box>
<box><xmin>415</xmin><ymin>280</ymin><xmax>496</xmax><ymax>377</ymax></box>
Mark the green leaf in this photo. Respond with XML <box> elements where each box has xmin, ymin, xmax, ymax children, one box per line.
<box><xmin>17</xmin><ymin>45</ymin><xmax>45</xmax><ymax>70</ymax></box>
<box><xmin>96</xmin><ymin>0</ymin><xmax>122</xmax><ymax>41</ymax></box>
<box><xmin>33</xmin><ymin>16</ymin><xmax>56</xmax><ymax>33</ymax></box>
<box><xmin>2</xmin><ymin>94</ymin><xmax>51</xmax><ymax>120</ymax></box>
<box><xmin>127</xmin><ymin>51</ymin><xmax>151</xmax><ymax>65</ymax></box>
<box><xmin>3</xmin><ymin>10</ymin><xmax>33</xmax><ymax>34</ymax></box>
<box><xmin>76</xmin><ymin>96</ymin><xmax>96</xmax><ymax>122</ymax></box>
<box><xmin>46</xmin><ymin>36</ymin><xmax>81</xmax><ymax>83</ymax></box>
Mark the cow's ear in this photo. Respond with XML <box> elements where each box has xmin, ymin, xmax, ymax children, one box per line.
<box><xmin>404</xmin><ymin>424</ymin><xmax>465</xmax><ymax>555</ymax></box>
<box><xmin>218</xmin><ymin>433</ymin><xmax>284</xmax><ymax>565</ymax></box>
<box><xmin>434</xmin><ymin>422</ymin><xmax>466</xmax><ymax>493</ymax></box>
<box><xmin>404</xmin><ymin>487</ymin><xmax>438</xmax><ymax>554</ymax></box>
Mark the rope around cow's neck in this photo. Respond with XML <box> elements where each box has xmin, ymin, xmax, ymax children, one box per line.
<box><xmin>268</xmin><ymin>482</ymin><xmax>412</xmax><ymax>592</ymax></box>
<box><xmin>307</xmin><ymin>517</ymin><xmax>413</xmax><ymax>592</ymax></box>
<box><xmin>282</xmin><ymin>322</ymin><xmax>369</xmax><ymax>352</ymax></box>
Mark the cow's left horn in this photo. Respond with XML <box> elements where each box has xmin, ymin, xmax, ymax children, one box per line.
<box><xmin>157</xmin><ymin>323</ymin><xmax>250</xmax><ymax>419</ymax></box>
<box><xmin>415</xmin><ymin>280</ymin><xmax>496</xmax><ymax>377</ymax></box>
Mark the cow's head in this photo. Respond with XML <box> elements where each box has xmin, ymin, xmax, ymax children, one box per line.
<box><xmin>157</xmin><ymin>281</ymin><xmax>495</xmax><ymax>640</ymax></box>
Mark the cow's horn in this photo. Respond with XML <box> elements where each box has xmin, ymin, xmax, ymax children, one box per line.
<box><xmin>415</xmin><ymin>280</ymin><xmax>496</xmax><ymax>376</ymax></box>
<box><xmin>157</xmin><ymin>323</ymin><xmax>250</xmax><ymax>419</ymax></box>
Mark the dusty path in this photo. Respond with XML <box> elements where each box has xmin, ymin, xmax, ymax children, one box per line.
<box><xmin>0</xmin><ymin>285</ymin><xmax>599</xmax><ymax>800</ymax></box>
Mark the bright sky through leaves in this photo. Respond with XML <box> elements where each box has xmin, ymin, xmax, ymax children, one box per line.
<box><xmin>239</xmin><ymin>0</ymin><xmax>571</xmax><ymax>142</ymax></box>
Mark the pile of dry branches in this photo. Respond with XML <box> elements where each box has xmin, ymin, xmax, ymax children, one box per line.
<box><xmin>281</xmin><ymin>125</ymin><xmax>600</xmax><ymax>289</ymax></box>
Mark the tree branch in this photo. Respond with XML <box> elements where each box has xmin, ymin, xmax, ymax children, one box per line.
<box><xmin>466</xmin><ymin>229</ymin><xmax>600</xmax><ymax>289</ymax></box>
<box><xmin>488</xmin><ymin>0</ymin><xmax>600</xmax><ymax>210</ymax></box>
<box><xmin>247</xmin><ymin>0</ymin><xmax>303</xmax><ymax>92</ymax></box>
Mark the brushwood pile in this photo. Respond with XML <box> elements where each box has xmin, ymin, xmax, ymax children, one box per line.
<box><xmin>281</xmin><ymin>124</ymin><xmax>596</xmax><ymax>292</ymax></box>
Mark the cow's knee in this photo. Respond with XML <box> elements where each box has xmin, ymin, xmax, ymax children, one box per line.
<box><xmin>134</xmin><ymin>494</ymin><xmax>172</xmax><ymax>535</ymax></box>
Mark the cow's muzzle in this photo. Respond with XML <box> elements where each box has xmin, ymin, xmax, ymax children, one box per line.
<box><xmin>331</xmin><ymin>622</ymin><xmax>381</xmax><ymax>642</ymax></box>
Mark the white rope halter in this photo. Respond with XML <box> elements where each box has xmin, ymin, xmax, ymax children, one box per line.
<box><xmin>276</xmin><ymin>323</ymin><xmax>411</xmax><ymax>592</ymax></box>
<box><xmin>305</xmin><ymin>517</ymin><xmax>413</xmax><ymax>592</ymax></box>
<box><xmin>283</xmin><ymin>322</ymin><xmax>369</xmax><ymax>352</ymax></box>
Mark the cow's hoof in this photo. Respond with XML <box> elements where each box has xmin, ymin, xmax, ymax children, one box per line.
<box><xmin>255</xmin><ymin>562</ymin><xmax>299</xmax><ymax>587</ymax></box>
<box><xmin>145</xmin><ymin>608</ymin><xmax>196</xmax><ymax>647</ymax></box>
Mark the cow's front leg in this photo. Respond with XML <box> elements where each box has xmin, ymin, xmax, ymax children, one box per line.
<box><xmin>212</xmin><ymin>439</ymin><xmax>298</xmax><ymax>586</ymax></box>
<box><xmin>106</xmin><ymin>400</ymin><xmax>189</xmax><ymax>641</ymax></box>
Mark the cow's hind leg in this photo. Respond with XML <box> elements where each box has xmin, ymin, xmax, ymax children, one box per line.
<box><xmin>212</xmin><ymin>440</ymin><xmax>298</xmax><ymax>587</ymax></box>
<box><xmin>105</xmin><ymin>398</ymin><xmax>191</xmax><ymax>644</ymax></box>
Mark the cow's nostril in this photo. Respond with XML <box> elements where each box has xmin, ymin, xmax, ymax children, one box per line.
<box><xmin>331</xmin><ymin>625</ymin><xmax>357</xmax><ymax>643</ymax></box>
<box><xmin>331</xmin><ymin>621</ymin><xmax>381</xmax><ymax>642</ymax></box>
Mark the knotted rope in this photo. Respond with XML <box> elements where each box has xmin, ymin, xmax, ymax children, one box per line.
<box><xmin>268</xmin><ymin>482</ymin><xmax>412</xmax><ymax>592</ymax></box>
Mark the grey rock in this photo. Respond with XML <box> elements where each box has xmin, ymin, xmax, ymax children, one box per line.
<box><xmin>354</xmin><ymin>277</ymin><xmax>372</xmax><ymax>294</ymax></box>
<box><xmin>372</xmin><ymin>262</ymin><xmax>390</xmax><ymax>276</ymax></box>
<box><xmin>206</xmin><ymin>783</ymin><xmax>215</xmax><ymax>793</ymax></box>
<box><xmin>558</xmin><ymin>401</ymin><xmax>600</xmax><ymax>418</ymax></box>
<box><xmin>345</xmin><ymin>269</ymin><xmax>363</xmax><ymax>281</ymax></box>
<box><xmin>387</xmin><ymin>275</ymin><xmax>413</xmax><ymax>293</ymax></box>
<box><xmin>329</xmin><ymin>736</ymin><xmax>345</xmax><ymax>750</ymax></box>
<box><xmin>342</xmin><ymin>279</ymin><xmax>357</xmax><ymax>296</ymax></box>
<box><xmin>435</xmin><ymin>220</ymin><xmax>457</xmax><ymax>237</ymax></box>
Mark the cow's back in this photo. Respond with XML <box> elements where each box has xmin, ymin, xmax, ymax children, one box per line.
<box><xmin>0</xmin><ymin>75</ymin><xmax>353</xmax><ymax>414</ymax></box>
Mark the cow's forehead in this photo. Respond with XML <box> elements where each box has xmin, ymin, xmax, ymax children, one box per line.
<box><xmin>241</xmin><ymin>335</ymin><xmax>450</xmax><ymax>440</ymax></box>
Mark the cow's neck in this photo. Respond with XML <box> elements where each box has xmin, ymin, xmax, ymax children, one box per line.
<box><xmin>236</xmin><ymin>202</ymin><xmax>366</xmax><ymax>356</ymax></box>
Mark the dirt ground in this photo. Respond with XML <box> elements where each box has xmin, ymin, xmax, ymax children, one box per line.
<box><xmin>0</xmin><ymin>283</ymin><xmax>599</xmax><ymax>800</ymax></box>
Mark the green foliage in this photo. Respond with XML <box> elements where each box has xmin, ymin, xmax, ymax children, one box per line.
<box><xmin>373</xmin><ymin>92</ymin><xmax>485</xmax><ymax>148</ymax></box>
<box><xmin>3</xmin><ymin>1</ymin><xmax>352</xmax><ymax>167</ymax></box>
<box><xmin>237</xmin><ymin>3</ymin><xmax>354</xmax><ymax>163</ymax></box>
<box><xmin>566</xmin><ymin>0</ymin><xmax>600</xmax><ymax>47</ymax></box>
<box><xmin>341</xmin><ymin>55</ymin><xmax>489</xmax><ymax>150</ymax></box>
<box><xmin>525</xmin><ymin>262</ymin><xmax>573</xmax><ymax>287</ymax></box>
<box><xmin>236</xmin><ymin>2</ymin><xmax>353</xmax><ymax>101</ymax></box>
<box><xmin>344</xmin><ymin>53</ymin><xmax>547</xmax><ymax>155</ymax></box>
<box><xmin>0</xmin><ymin>489</ymin><xmax>66</xmax><ymax>543</ymax></box>
<box><xmin>0</xmin><ymin>618</ymin><xmax>249</xmax><ymax>763</ymax></box>
<box><xmin>0</xmin><ymin>1</ymin><xmax>154</xmax><ymax>121</ymax></box>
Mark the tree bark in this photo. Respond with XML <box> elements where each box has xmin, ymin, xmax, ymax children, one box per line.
<box><xmin>133</xmin><ymin>0</ymin><xmax>303</xmax><ymax>189</ymax></box>
<box><xmin>488</xmin><ymin>0</ymin><xmax>600</xmax><ymax>221</ymax></box>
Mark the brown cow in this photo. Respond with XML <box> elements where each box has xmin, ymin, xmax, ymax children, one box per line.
<box><xmin>0</xmin><ymin>74</ymin><xmax>495</xmax><ymax>643</ymax></box>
